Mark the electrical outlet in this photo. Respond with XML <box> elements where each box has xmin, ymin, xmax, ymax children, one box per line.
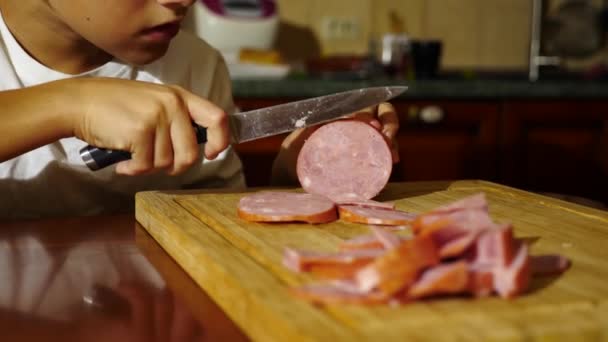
<box><xmin>321</xmin><ymin>16</ymin><xmax>361</xmax><ymax>40</ymax></box>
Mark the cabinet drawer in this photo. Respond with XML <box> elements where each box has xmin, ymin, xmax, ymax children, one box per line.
<box><xmin>391</xmin><ymin>101</ymin><xmax>500</xmax><ymax>182</ymax></box>
<box><xmin>501</xmin><ymin>100</ymin><xmax>608</xmax><ymax>204</ymax></box>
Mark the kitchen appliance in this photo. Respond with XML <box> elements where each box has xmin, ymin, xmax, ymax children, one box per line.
<box><xmin>529</xmin><ymin>0</ymin><xmax>608</xmax><ymax>81</ymax></box>
<box><xmin>188</xmin><ymin>0</ymin><xmax>279</xmax><ymax>54</ymax></box>
<box><xmin>80</xmin><ymin>86</ymin><xmax>407</xmax><ymax>170</ymax></box>
<box><xmin>544</xmin><ymin>0</ymin><xmax>604</xmax><ymax>58</ymax></box>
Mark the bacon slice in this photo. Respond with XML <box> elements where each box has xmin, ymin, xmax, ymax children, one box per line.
<box><xmin>491</xmin><ymin>242</ymin><xmax>531</xmax><ymax>299</ymax></box>
<box><xmin>473</xmin><ymin>224</ymin><xmax>516</xmax><ymax>267</ymax></box>
<box><xmin>356</xmin><ymin>234</ymin><xmax>440</xmax><ymax>295</ymax></box>
<box><xmin>339</xmin><ymin>234</ymin><xmax>385</xmax><ymax>251</ymax></box>
<box><xmin>432</xmin><ymin>193</ymin><xmax>488</xmax><ymax>214</ymax></box>
<box><xmin>415</xmin><ymin>214</ymin><xmax>498</xmax><ymax>259</ymax></box>
<box><xmin>530</xmin><ymin>254</ymin><xmax>571</xmax><ymax>276</ymax></box>
<box><xmin>468</xmin><ymin>266</ymin><xmax>495</xmax><ymax>297</ymax></box>
<box><xmin>308</xmin><ymin>262</ymin><xmax>372</xmax><ymax>280</ymax></box>
<box><xmin>282</xmin><ymin>247</ymin><xmax>384</xmax><ymax>273</ymax></box>
<box><xmin>412</xmin><ymin>193</ymin><xmax>493</xmax><ymax>235</ymax></box>
<box><xmin>415</xmin><ymin>208</ymin><xmax>497</xmax><ymax>236</ymax></box>
<box><xmin>369</xmin><ymin>226</ymin><xmax>403</xmax><ymax>249</ymax></box>
<box><xmin>339</xmin><ymin>205</ymin><xmax>417</xmax><ymax>226</ymax></box>
<box><xmin>281</xmin><ymin>192</ymin><xmax>569</xmax><ymax>305</ymax></box>
<box><xmin>291</xmin><ymin>282</ymin><xmax>389</xmax><ymax>305</ymax></box>
<box><xmin>336</xmin><ymin>199</ymin><xmax>396</xmax><ymax>210</ymax></box>
<box><xmin>408</xmin><ymin>261</ymin><xmax>470</xmax><ymax>299</ymax></box>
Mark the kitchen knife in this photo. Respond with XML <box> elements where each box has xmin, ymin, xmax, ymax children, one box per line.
<box><xmin>80</xmin><ymin>86</ymin><xmax>407</xmax><ymax>171</ymax></box>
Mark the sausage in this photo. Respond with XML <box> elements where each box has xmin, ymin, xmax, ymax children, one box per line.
<box><xmin>530</xmin><ymin>254</ymin><xmax>571</xmax><ymax>276</ymax></box>
<box><xmin>282</xmin><ymin>247</ymin><xmax>385</xmax><ymax>273</ymax></box>
<box><xmin>355</xmin><ymin>234</ymin><xmax>440</xmax><ymax>295</ymax></box>
<box><xmin>338</xmin><ymin>205</ymin><xmax>417</xmax><ymax>226</ymax></box>
<box><xmin>492</xmin><ymin>243</ymin><xmax>531</xmax><ymax>298</ymax></box>
<box><xmin>408</xmin><ymin>261</ymin><xmax>470</xmax><ymax>299</ymax></box>
<box><xmin>291</xmin><ymin>283</ymin><xmax>390</xmax><ymax>305</ymax></box>
<box><xmin>281</xmin><ymin>193</ymin><xmax>570</xmax><ymax>305</ymax></box>
<box><xmin>339</xmin><ymin>234</ymin><xmax>385</xmax><ymax>251</ymax></box>
<box><xmin>472</xmin><ymin>224</ymin><xmax>516</xmax><ymax>267</ymax></box>
<box><xmin>237</xmin><ymin>191</ymin><xmax>337</xmax><ymax>224</ymax></box>
<box><xmin>369</xmin><ymin>226</ymin><xmax>403</xmax><ymax>249</ymax></box>
<box><xmin>335</xmin><ymin>199</ymin><xmax>396</xmax><ymax>210</ymax></box>
<box><xmin>296</xmin><ymin>120</ymin><xmax>393</xmax><ymax>203</ymax></box>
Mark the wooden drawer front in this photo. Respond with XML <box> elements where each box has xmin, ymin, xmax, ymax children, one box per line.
<box><xmin>392</xmin><ymin>101</ymin><xmax>500</xmax><ymax>182</ymax></box>
<box><xmin>501</xmin><ymin>101</ymin><xmax>608</xmax><ymax>204</ymax></box>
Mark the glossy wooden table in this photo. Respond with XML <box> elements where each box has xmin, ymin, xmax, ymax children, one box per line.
<box><xmin>0</xmin><ymin>214</ymin><xmax>248</xmax><ymax>342</ymax></box>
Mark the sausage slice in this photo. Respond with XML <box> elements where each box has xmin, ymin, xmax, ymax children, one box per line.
<box><xmin>237</xmin><ymin>191</ymin><xmax>337</xmax><ymax>224</ymax></box>
<box><xmin>296</xmin><ymin>120</ymin><xmax>393</xmax><ymax>202</ymax></box>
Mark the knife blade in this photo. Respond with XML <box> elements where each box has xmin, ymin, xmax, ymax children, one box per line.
<box><xmin>80</xmin><ymin>86</ymin><xmax>407</xmax><ymax>170</ymax></box>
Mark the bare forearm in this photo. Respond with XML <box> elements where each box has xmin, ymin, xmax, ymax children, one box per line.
<box><xmin>0</xmin><ymin>81</ymin><xmax>74</xmax><ymax>162</ymax></box>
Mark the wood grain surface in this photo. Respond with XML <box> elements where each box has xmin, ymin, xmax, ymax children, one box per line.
<box><xmin>135</xmin><ymin>180</ymin><xmax>608</xmax><ymax>341</ymax></box>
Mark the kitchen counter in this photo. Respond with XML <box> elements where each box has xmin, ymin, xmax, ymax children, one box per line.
<box><xmin>0</xmin><ymin>214</ymin><xmax>247</xmax><ymax>342</ymax></box>
<box><xmin>232</xmin><ymin>77</ymin><xmax>608</xmax><ymax>100</ymax></box>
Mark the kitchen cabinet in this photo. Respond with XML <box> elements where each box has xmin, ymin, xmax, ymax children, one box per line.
<box><xmin>500</xmin><ymin>100</ymin><xmax>608</xmax><ymax>205</ymax></box>
<box><xmin>233</xmin><ymin>97</ymin><xmax>608</xmax><ymax>207</ymax></box>
<box><xmin>390</xmin><ymin>101</ymin><xmax>499</xmax><ymax>183</ymax></box>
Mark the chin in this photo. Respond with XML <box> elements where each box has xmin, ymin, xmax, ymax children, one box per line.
<box><xmin>120</xmin><ymin>44</ymin><xmax>171</xmax><ymax>66</ymax></box>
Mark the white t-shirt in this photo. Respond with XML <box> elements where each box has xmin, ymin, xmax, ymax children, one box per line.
<box><xmin>0</xmin><ymin>11</ymin><xmax>246</xmax><ymax>219</ymax></box>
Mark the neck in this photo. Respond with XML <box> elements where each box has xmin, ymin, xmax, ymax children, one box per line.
<box><xmin>0</xmin><ymin>0</ymin><xmax>112</xmax><ymax>74</ymax></box>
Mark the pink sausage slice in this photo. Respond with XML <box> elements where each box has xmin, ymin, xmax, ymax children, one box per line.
<box><xmin>237</xmin><ymin>191</ymin><xmax>337</xmax><ymax>224</ymax></box>
<box><xmin>339</xmin><ymin>205</ymin><xmax>417</xmax><ymax>226</ymax></box>
<box><xmin>296</xmin><ymin>120</ymin><xmax>393</xmax><ymax>203</ymax></box>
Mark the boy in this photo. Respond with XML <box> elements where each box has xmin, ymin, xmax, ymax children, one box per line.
<box><xmin>0</xmin><ymin>0</ymin><xmax>399</xmax><ymax>219</ymax></box>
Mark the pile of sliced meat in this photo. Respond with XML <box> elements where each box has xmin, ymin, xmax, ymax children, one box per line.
<box><xmin>236</xmin><ymin>120</ymin><xmax>570</xmax><ymax>304</ymax></box>
<box><xmin>283</xmin><ymin>193</ymin><xmax>571</xmax><ymax>305</ymax></box>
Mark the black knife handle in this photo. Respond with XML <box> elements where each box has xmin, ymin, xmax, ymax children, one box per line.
<box><xmin>80</xmin><ymin>125</ymin><xmax>208</xmax><ymax>171</ymax></box>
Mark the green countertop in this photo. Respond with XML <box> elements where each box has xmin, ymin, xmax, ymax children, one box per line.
<box><xmin>231</xmin><ymin>78</ymin><xmax>608</xmax><ymax>100</ymax></box>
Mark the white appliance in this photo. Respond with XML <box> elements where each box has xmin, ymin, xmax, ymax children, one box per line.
<box><xmin>188</xmin><ymin>0</ymin><xmax>279</xmax><ymax>54</ymax></box>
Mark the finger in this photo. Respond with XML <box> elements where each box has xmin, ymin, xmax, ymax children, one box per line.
<box><xmin>377</xmin><ymin>102</ymin><xmax>400</xmax><ymax>140</ymax></box>
<box><xmin>202</xmin><ymin>111</ymin><xmax>229</xmax><ymax>161</ymax></box>
<box><xmin>177</xmin><ymin>88</ymin><xmax>229</xmax><ymax>160</ymax></box>
<box><xmin>168</xmin><ymin>116</ymin><xmax>200</xmax><ymax>175</ymax></box>
<box><xmin>281</xmin><ymin>126</ymin><xmax>319</xmax><ymax>150</ymax></box>
<box><xmin>154</xmin><ymin>120</ymin><xmax>174</xmax><ymax>172</ymax></box>
<box><xmin>391</xmin><ymin>139</ymin><xmax>400</xmax><ymax>164</ymax></box>
<box><xmin>115</xmin><ymin>130</ymin><xmax>155</xmax><ymax>175</ymax></box>
<box><xmin>347</xmin><ymin>106</ymin><xmax>375</xmax><ymax>121</ymax></box>
<box><xmin>348</xmin><ymin>106</ymin><xmax>382</xmax><ymax>129</ymax></box>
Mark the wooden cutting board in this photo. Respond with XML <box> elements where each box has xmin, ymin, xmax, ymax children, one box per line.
<box><xmin>135</xmin><ymin>180</ymin><xmax>608</xmax><ymax>341</ymax></box>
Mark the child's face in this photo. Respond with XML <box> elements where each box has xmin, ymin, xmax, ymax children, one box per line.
<box><xmin>49</xmin><ymin>0</ymin><xmax>195</xmax><ymax>65</ymax></box>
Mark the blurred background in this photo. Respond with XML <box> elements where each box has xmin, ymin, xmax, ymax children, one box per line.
<box><xmin>183</xmin><ymin>0</ymin><xmax>608</xmax><ymax>210</ymax></box>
